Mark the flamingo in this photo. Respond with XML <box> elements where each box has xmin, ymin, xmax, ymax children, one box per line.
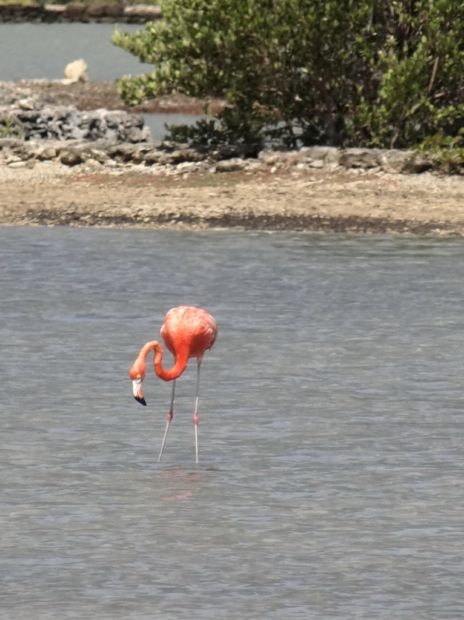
<box><xmin>129</xmin><ymin>306</ymin><xmax>218</xmax><ymax>464</ymax></box>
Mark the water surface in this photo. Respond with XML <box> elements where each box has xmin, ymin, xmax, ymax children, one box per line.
<box><xmin>1</xmin><ymin>228</ymin><xmax>464</xmax><ymax>619</ymax></box>
<box><xmin>0</xmin><ymin>23</ymin><xmax>152</xmax><ymax>81</ymax></box>
<box><xmin>0</xmin><ymin>23</ymin><xmax>203</xmax><ymax>141</ymax></box>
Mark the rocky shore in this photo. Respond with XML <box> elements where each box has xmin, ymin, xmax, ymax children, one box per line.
<box><xmin>0</xmin><ymin>81</ymin><xmax>455</xmax><ymax>174</ymax></box>
<box><xmin>0</xmin><ymin>135</ymin><xmax>446</xmax><ymax>172</ymax></box>
<box><xmin>1</xmin><ymin>145</ymin><xmax>463</xmax><ymax>234</ymax></box>
<box><xmin>2</xmin><ymin>104</ymin><xmax>150</xmax><ymax>143</ymax></box>
<box><xmin>0</xmin><ymin>3</ymin><xmax>162</xmax><ymax>24</ymax></box>
<box><xmin>1</xmin><ymin>79</ymin><xmax>463</xmax><ymax>234</ymax></box>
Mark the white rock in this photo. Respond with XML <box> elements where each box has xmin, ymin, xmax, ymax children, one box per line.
<box><xmin>63</xmin><ymin>59</ymin><xmax>89</xmax><ymax>84</ymax></box>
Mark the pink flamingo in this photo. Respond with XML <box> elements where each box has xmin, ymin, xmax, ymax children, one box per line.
<box><xmin>129</xmin><ymin>306</ymin><xmax>218</xmax><ymax>463</ymax></box>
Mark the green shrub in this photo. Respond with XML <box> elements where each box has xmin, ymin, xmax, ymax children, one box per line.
<box><xmin>0</xmin><ymin>115</ymin><xmax>24</xmax><ymax>139</ymax></box>
<box><xmin>354</xmin><ymin>0</ymin><xmax>464</xmax><ymax>148</ymax></box>
<box><xmin>113</xmin><ymin>0</ymin><xmax>464</xmax><ymax>149</ymax></box>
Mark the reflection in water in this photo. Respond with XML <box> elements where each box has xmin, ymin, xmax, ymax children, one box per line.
<box><xmin>1</xmin><ymin>227</ymin><xmax>464</xmax><ymax>619</ymax></box>
<box><xmin>159</xmin><ymin>469</ymin><xmax>203</xmax><ymax>501</ymax></box>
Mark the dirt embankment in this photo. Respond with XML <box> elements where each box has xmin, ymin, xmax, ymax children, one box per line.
<box><xmin>1</xmin><ymin>79</ymin><xmax>222</xmax><ymax>115</ymax></box>
<box><xmin>1</xmin><ymin>79</ymin><xmax>464</xmax><ymax>234</ymax></box>
<box><xmin>1</xmin><ymin>162</ymin><xmax>464</xmax><ymax>234</ymax></box>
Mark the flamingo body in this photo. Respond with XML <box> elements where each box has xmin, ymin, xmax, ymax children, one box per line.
<box><xmin>129</xmin><ymin>306</ymin><xmax>218</xmax><ymax>463</ymax></box>
<box><xmin>161</xmin><ymin>306</ymin><xmax>217</xmax><ymax>362</ymax></box>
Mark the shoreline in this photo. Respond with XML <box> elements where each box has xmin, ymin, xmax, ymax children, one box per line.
<box><xmin>0</xmin><ymin>3</ymin><xmax>162</xmax><ymax>24</ymax></box>
<box><xmin>0</xmin><ymin>79</ymin><xmax>223</xmax><ymax>116</ymax></box>
<box><xmin>1</xmin><ymin>79</ymin><xmax>463</xmax><ymax>236</ymax></box>
<box><xmin>2</xmin><ymin>161</ymin><xmax>464</xmax><ymax>235</ymax></box>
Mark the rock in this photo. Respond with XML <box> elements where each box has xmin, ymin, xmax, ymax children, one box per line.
<box><xmin>87</xmin><ymin>148</ymin><xmax>109</xmax><ymax>165</ymax></box>
<box><xmin>302</xmin><ymin>146</ymin><xmax>340</xmax><ymax>166</ymax></box>
<box><xmin>0</xmin><ymin>2</ymin><xmax>159</xmax><ymax>23</ymax></box>
<box><xmin>106</xmin><ymin>143</ymin><xmax>140</xmax><ymax>162</ymax></box>
<box><xmin>258</xmin><ymin>151</ymin><xmax>281</xmax><ymax>166</ymax></box>
<box><xmin>64</xmin><ymin>3</ymin><xmax>88</xmax><ymax>20</ymax></box>
<box><xmin>33</xmin><ymin>144</ymin><xmax>58</xmax><ymax>161</ymax></box>
<box><xmin>86</xmin><ymin>2</ymin><xmax>106</xmax><ymax>18</ymax></box>
<box><xmin>160</xmin><ymin>148</ymin><xmax>204</xmax><ymax>164</ymax></box>
<box><xmin>379</xmin><ymin>149</ymin><xmax>415</xmax><ymax>173</ymax></box>
<box><xmin>174</xmin><ymin>161</ymin><xmax>203</xmax><ymax>174</ymax></box>
<box><xmin>64</xmin><ymin>59</ymin><xmax>89</xmax><ymax>83</ymax></box>
<box><xmin>1</xmin><ymin>140</ymin><xmax>32</xmax><ymax>161</ymax></box>
<box><xmin>339</xmin><ymin>148</ymin><xmax>381</xmax><ymax>168</ymax></box>
<box><xmin>0</xmin><ymin>138</ymin><xmax>21</xmax><ymax>149</ymax></box>
<box><xmin>59</xmin><ymin>148</ymin><xmax>86</xmax><ymax>166</ymax></box>
<box><xmin>128</xmin><ymin>145</ymin><xmax>153</xmax><ymax>163</ymax></box>
<box><xmin>402</xmin><ymin>153</ymin><xmax>434</xmax><ymax>174</ymax></box>
<box><xmin>215</xmin><ymin>158</ymin><xmax>247</xmax><ymax>172</ymax></box>
<box><xmin>125</xmin><ymin>124</ymin><xmax>151</xmax><ymax>144</ymax></box>
<box><xmin>7</xmin><ymin>160</ymin><xmax>28</xmax><ymax>168</ymax></box>
<box><xmin>123</xmin><ymin>4</ymin><xmax>162</xmax><ymax>19</ymax></box>
<box><xmin>143</xmin><ymin>150</ymin><xmax>164</xmax><ymax>165</ymax></box>
<box><xmin>107</xmin><ymin>143</ymin><xmax>161</xmax><ymax>163</ymax></box>
<box><xmin>0</xmin><ymin>99</ymin><xmax>151</xmax><ymax>143</ymax></box>
<box><xmin>104</xmin><ymin>2</ymin><xmax>124</xmax><ymax>18</ymax></box>
<box><xmin>258</xmin><ymin>146</ymin><xmax>340</xmax><ymax>169</ymax></box>
<box><xmin>17</xmin><ymin>97</ymin><xmax>37</xmax><ymax>111</ymax></box>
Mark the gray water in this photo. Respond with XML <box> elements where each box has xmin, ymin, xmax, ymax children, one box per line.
<box><xmin>1</xmin><ymin>227</ymin><xmax>464</xmax><ymax>619</ymax></box>
<box><xmin>0</xmin><ymin>23</ymin><xmax>153</xmax><ymax>81</ymax></box>
<box><xmin>0</xmin><ymin>23</ymin><xmax>203</xmax><ymax>141</ymax></box>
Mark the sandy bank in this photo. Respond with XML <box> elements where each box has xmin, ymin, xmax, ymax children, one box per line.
<box><xmin>1</xmin><ymin>161</ymin><xmax>464</xmax><ymax>234</ymax></box>
<box><xmin>1</xmin><ymin>80</ymin><xmax>463</xmax><ymax>235</ymax></box>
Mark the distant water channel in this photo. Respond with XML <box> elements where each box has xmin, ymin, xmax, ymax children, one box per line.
<box><xmin>0</xmin><ymin>23</ymin><xmax>153</xmax><ymax>81</ymax></box>
<box><xmin>1</xmin><ymin>227</ymin><xmax>464</xmax><ymax>618</ymax></box>
<box><xmin>0</xmin><ymin>22</ymin><xmax>203</xmax><ymax>141</ymax></box>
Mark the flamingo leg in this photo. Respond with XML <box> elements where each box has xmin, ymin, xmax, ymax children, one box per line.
<box><xmin>193</xmin><ymin>359</ymin><xmax>202</xmax><ymax>464</ymax></box>
<box><xmin>158</xmin><ymin>379</ymin><xmax>176</xmax><ymax>462</ymax></box>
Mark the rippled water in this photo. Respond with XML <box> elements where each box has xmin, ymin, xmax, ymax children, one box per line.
<box><xmin>1</xmin><ymin>227</ymin><xmax>464</xmax><ymax>619</ymax></box>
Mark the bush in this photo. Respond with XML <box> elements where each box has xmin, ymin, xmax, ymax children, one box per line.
<box><xmin>355</xmin><ymin>0</ymin><xmax>464</xmax><ymax>148</ymax></box>
<box><xmin>113</xmin><ymin>0</ymin><xmax>464</xmax><ymax>149</ymax></box>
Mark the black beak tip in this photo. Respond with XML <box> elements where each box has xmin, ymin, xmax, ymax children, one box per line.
<box><xmin>134</xmin><ymin>396</ymin><xmax>147</xmax><ymax>406</ymax></box>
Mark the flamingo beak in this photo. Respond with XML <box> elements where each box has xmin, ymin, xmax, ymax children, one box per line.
<box><xmin>132</xmin><ymin>378</ymin><xmax>147</xmax><ymax>406</ymax></box>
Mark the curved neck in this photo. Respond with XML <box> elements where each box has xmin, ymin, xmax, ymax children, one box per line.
<box><xmin>139</xmin><ymin>340</ymin><xmax>189</xmax><ymax>381</ymax></box>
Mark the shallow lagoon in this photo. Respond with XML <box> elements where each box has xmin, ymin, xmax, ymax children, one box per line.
<box><xmin>1</xmin><ymin>227</ymin><xmax>464</xmax><ymax>618</ymax></box>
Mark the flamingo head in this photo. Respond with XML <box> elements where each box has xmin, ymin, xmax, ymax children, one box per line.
<box><xmin>129</xmin><ymin>364</ymin><xmax>147</xmax><ymax>406</ymax></box>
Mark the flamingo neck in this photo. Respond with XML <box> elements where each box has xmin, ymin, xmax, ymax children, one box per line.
<box><xmin>139</xmin><ymin>340</ymin><xmax>189</xmax><ymax>382</ymax></box>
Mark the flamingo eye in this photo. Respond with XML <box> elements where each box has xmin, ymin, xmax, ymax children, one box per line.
<box><xmin>129</xmin><ymin>368</ymin><xmax>142</xmax><ymax>381</ymax></box>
